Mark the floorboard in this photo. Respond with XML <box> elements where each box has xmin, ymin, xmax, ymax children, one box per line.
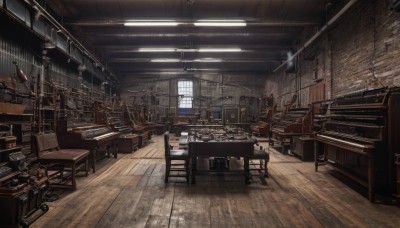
<box><xmin>32</xmin><ymin>135</ymin><xmax>400</xmax><ymax>228</ymax></box>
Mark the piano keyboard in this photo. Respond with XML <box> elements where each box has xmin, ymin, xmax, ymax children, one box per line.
<box><xmin>92</xmin><ymin>132</ymin><xmax>118</xmax><ymax>140</ymax></box>
<box><xmin>317</xmin><ymin>134</ymin><xmax>372</xmax><ymax>149</ymax></box>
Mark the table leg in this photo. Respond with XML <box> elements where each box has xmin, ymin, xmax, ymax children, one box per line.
<box><xmin>190</xmin><ymin>157</ymin><xmax>197</xmax><ymax>184</ymax></box>
<box><xmin>189</xmin><ymin>157</ymin><xmax>192</xmax><ymax>184</ymax></box>
<box><xmin>244</xmin><ymin>157</ymin><xmax>250</xmax><ymax>185</ymax></box>
<box><xmin>113</xmin><ymin>141</ymin><xmax>118</xmax><ymax>158</ymax></box>
<box><xmin>91</xmin><ymin>150</ymin><xmax>96</xmax><ymax>173</ymax></box>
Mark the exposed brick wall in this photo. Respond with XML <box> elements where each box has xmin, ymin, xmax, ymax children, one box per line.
<box><xmin>374</xmin><ymin>1</ymin><xmax>400</xmax><ymax>87</ymax></box>
<box><xmin>330</xmin><ymin>0</ymin><xmax>375</xmax><ymax>97</ymax></box>
<box><xmin>264</xmin><ymin>0</ymin><xmax>400</xmax><ymax>110</ymax></box>
<box><xmin>263</xmin><ymin>36</ymin><xmax>329</xmax><ymax>111</ymax></box>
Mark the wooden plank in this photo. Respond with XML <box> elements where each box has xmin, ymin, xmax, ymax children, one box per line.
<box><xmin>34</xmin><ymin>186</ymin><xmax>122</xmax><ymax>227</ymax></box>
<box><xmin>32</xmin><ymin>135</ymin><xmax>400</xmax><ymax>228</ymax></box>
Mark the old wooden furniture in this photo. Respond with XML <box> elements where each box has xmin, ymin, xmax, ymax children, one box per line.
<box><xmin>249</xmin><ymin>148</ymin><xmax>270</xmax><ymax>178</ymax></box>
<box><xmin>291</xmin><ymin>136</ymin><xmax>314</xmax><ymax>161</ymax></box>
<box><xmin>106</xmin><ymin>107</ymin><xmax>134</xmax><ymax>135</ymax></box>
<box><xmin>106</xmin><ymin>112</ymin><xmax>143</xmax><ymax>153</ymax></box>
<box><xmin>57</xmin><ymin>121</ymin><xmax>120</xmax><ymax>173</ymax></box>
<box><xmin>189</xmin><ymin>138</ymin><xmax>254</xmax><ymax>184</ymax></box>
<box><xmin>0</xmin><ymin>113</ymin><xmax>34</xmax><ymax>163</ymax></box>
<box><xmin>270</xmin><ymin>107</ymin><xmax>312</xmax><ymax>154</ymax></box>
<box><xmin>138</xmin><ymin>131</ymin><xmax>150</xmax><ymax>148</ymax></box>
<box><xmin>250</xmin><ymin>121</ymin><xmax>270</xmax><ymax>136</ymax></box>
<box><xmin>33</xmin><ymin>133</ymin><xmax>90</xmax><ymax>190</ymax></box>
<box><xmin>164</xmin><ymin>132</ymin><xmax>189</xmax><ymax>183</ymax></box>
<box><xmin>249</xmin><ymin>138</ymin><xmax>269</xmax><ymax>178</ymax></box>
<box><xmin>0</xmin><ymin>171</ymin><xmax>49</xmax><ymax>228</ymax></box>
<box><xmin>314</xmin><ymin>87</ymin><xmax>400</xmax><ymax>202</ymax></box>
<box><xmin>118</xmin><ymin>134</ymin><xmax>139</xmax><ymax>153</ymax></box>
<box><xmin>0</xmin><ymin>145</ymin><xmax>49</xmax><ymax>228</ymax></box>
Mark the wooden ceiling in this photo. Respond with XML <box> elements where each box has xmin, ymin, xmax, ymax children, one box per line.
<box><xmin>38</xmin><ymin>0</ymin><xmax>344</xmax><ymax>78</ymax></box>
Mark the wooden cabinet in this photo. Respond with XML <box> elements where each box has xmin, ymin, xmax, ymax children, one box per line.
<box><xmin>291</xmin><ymin>136</ymin><xmax>314</xmax><ymax>161</ymax></box>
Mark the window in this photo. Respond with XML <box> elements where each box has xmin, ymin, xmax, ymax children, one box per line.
<box><xmin>178</xmin><ymin>80</ymin><xmax>193</xmax><ymax>108</ymax></box>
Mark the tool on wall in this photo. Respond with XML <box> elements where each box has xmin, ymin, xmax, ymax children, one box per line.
<box><xmin>13</xmin><ymin>61</ymin><xmax>36</xmax><ymax>97</ymax></box>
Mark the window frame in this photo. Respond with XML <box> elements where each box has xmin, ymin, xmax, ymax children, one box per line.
<box><xmin>177</xmin><ymin>80</ymin><xmax>193</xmax><ymax>109</ymax></box>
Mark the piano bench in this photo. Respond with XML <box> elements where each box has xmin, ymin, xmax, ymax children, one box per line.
<box><xmin>33</xmin><ymin>133</ymin><xmax>90</xmax><ymax>190</ymax></box>
<box><xmin>40</xmin><ymin>149</ymin><xmax>90</xmax><ymax>161</ymax></box>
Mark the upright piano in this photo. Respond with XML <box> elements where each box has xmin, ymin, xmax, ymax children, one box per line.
<box><xmin>107</xmin><ymin>115</ymin><xmax>133</xmax><ymax>135</ymax></box>
<box><xmin>107</xmin><ymin>114</ymin><xmax>141</xmax><ymax>153</ymax></box>
<box><xmin>314</xmin><ymin>87</ymin><xmax>400</xmax><ymax>202</ymax></box>
<box><xmin>270</xmin><ymin>107</ymin><xmax>312</xmax><ymax>153</ymax></box>
<box><xmin>57</xmin><ymin>120</ymin><xmax>120</xmax><ymax>173</ymax></box>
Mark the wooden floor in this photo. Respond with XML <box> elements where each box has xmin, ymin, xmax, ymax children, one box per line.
<box><xmin>33</xmin><ymin>135</ymin><xmax>400</xmax><ymax>228</ymax></box>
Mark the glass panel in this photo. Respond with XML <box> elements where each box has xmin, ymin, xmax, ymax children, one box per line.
<box><xmin>178</xmin><ymin>81</ymin><xmax>193</xmax><ymax>109</ymax></box>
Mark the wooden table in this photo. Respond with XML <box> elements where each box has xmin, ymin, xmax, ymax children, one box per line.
<box><xmin>188</xmin><ymin>139</ymin><xmax>254</xmax><ymax>184</ymax></box>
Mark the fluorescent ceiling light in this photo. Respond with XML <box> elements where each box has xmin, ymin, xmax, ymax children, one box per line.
<box><xmin>124</xmin><ymin>20</ymin><xmax>179</xmax><ymax>26</ymax></box>
<box><xmin>151</xmin><ymin>59</ymin><xmax>181</xmax><ymax>62</ymax></box>
<box><xmin>197</xmin><ymin>20</ymin><xmax>245</xmax><ymax>21</ymax></box>
<box><xmin>194</xmin><ymin>20</ymin><xmax>246</xmax><ymax>27</ymax></box>
<box><xmin>176</xmin><ymin>48</ymin><xmax>198</xmax><ymax>52</ymax></box>
<box><xmin>193</xmin><ymin>58</ymin><xmax>222</xmax><ymax>62</ymax></box>
<box><xmin>140</xmin><ymin>48</ymin><xmax>242</xmax><ymax>52</ymax></box>
<box><xmin>124</xmin><ymin>19</ymin><xmax>245</xmax><ymax>27</ymax></box>
<box><xmin>139</xmin><ymin>48</ymin><xmax>175</xmax><ymax>52</ymax></box>
<box><xmin>151</xmin><ymin>58</ymin><xmax>222</xmax><ymax>63</ymax></box>
<box><xmin>199</xmin><ymin>48</ymin><xmax>242</xmax><ymax>52</ymax></box>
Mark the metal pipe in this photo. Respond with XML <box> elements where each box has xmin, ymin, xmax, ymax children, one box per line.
<box><xmin>29</xmin><ymin>0</ymin><xmax>114</xmax><ymax>79</ymax></box>
<box><xmin>273</xmin><ymin>0</ymin><xmax>360</xmax><ymax>72</ymax></box>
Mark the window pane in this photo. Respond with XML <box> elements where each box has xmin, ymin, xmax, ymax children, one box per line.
<box><xmin>178</xmin><ymin>81</ymin><xmax>193</xmax><ymax>108</ymax></box>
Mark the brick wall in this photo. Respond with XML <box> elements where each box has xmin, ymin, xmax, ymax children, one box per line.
<box><xmin>330</xmin><ymin>0</ymin><xmax>375</xmax><ymax>97</ymax></box>
<box><xmin>374</xmin><ymin>0</ymin><xmax>400</xmax><ymax>87</ymax></box>
<box><xmin>263</xmin><ymin>36</ymin><xmax>329</xmax><ymax>111</ymax></box>
<box><xmin>264</xmin><ymin>0</ymin><xmax>400</xmax><ymax>110</ymax></box>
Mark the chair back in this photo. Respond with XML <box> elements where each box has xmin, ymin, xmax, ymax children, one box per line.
<box><xmin>34</xmin><ymin>133</ymin><xmax>60</xmax><ymax>157</ymax></box>
<box><xmin>164</xmin><ymin>131</ymin><xmax>171</xmax><ymax>157</ymax></box>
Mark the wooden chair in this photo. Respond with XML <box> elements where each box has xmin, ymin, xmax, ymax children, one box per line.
<box><xmin>164</xmin><ymin>131</ymin><xmax>189</xmax><ymax>183</ymax></box>
<box><xmin>249</xmin><ymin>137</ymin><xmax>269</xmax><ymax>178</ymax></box>
<box><xmin>249</xmin><ymin>146</ymin><xmax>270</xmax><ymax>178</ymax></box>
<box><xmin>33</xmin><ymin>133</ymin><xmax>90</xmax><ymax>190</ymax></box>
